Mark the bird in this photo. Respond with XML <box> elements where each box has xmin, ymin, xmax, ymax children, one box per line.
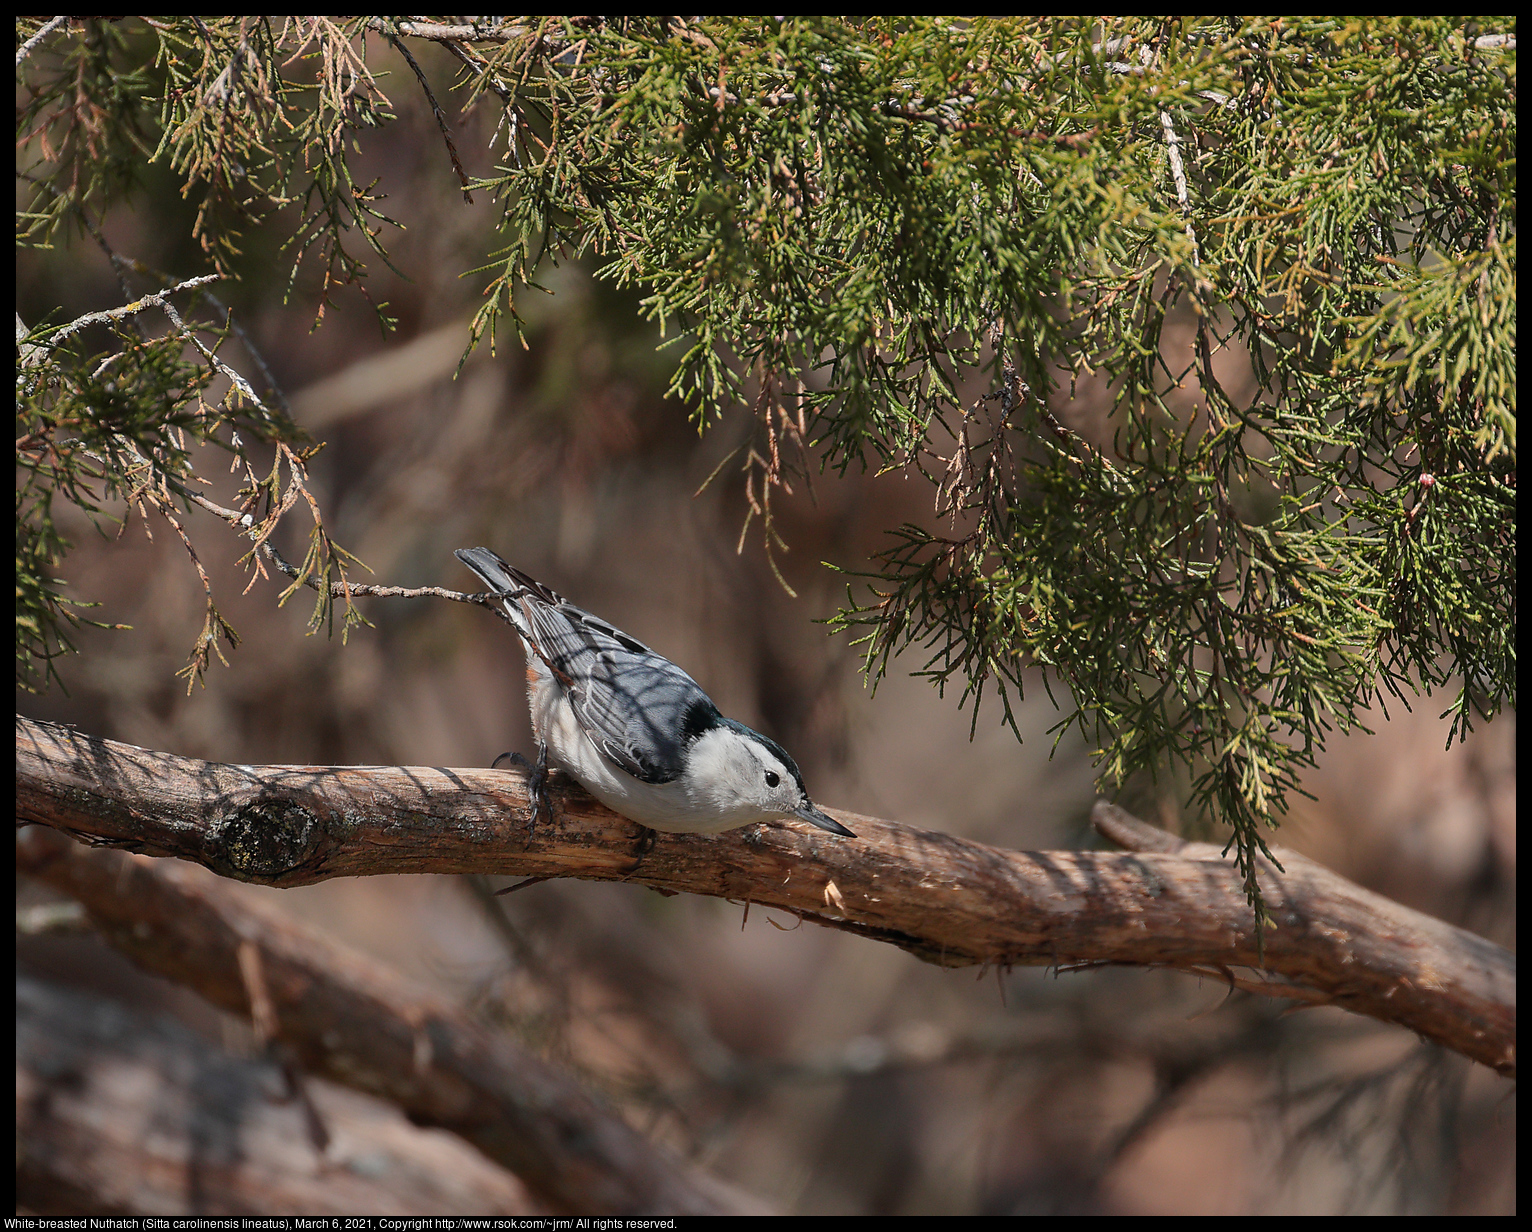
<box><xmin>455</xmin><ymin>547</ymin><xmax>855</xmax><ymax>838</ymax></box>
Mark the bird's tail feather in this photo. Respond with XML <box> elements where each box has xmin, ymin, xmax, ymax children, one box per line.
<box><xmin>455</xmin><ymin>547</ymin><xmax>569</xmax><ymax>605</ymax></box>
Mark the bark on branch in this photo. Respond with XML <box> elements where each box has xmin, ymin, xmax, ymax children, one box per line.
<box><xmin>16</xmin><ymin>716</ymin><xmax>1515</xmax><ymax>1077</ymax></box>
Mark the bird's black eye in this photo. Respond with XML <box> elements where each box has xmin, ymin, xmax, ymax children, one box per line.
<box><xmin>765</xmin><ymin>770</ymin><xmax>780</xmax><ymax>788</ymax></box>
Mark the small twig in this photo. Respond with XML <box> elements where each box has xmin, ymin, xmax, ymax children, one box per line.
<box><xmin>493</xmin><ymin>875</ymin><xmax>554</xmax><ymax>896</ymax></box>
<box><xmin>388</xmin><ymin>33</ymin><xmax>474</xmax><ymax>203</ymax></box>
<box><xmin>16</xmin><ymin>15</ymin><xmax>70</xmax><ymax>68</ymax></box>
<box><xmin>1146</xmin><ymin>38</ymin><xmax>1200</xmax><ymax>272</ymax></box>
<box><xmin>363</xmin><ymin>18</ymin><xmax>529</xmax><ymax>44</ymax></box>
<box><xmin>1159</xmin><ymin>106</ymin><xmax>1191</xmax><ymax>214</ymax></box>
<box><xmin>440</xmin><ymin>36</ymin><xmax>516</xmax><ymax>105</ymax></box>
<box><xmin>148</xmin><ymin>296</ymin><xmax>356</xmax><ymax>619</ymax></box>
<box><xmin>185</xmin><ymin>488</ymin><xmax>482</xmax><ymax>603</ymax></box>
<box><xmin>151</xmin><ymin>292</ymin><xmax>267</xmax><ymax>410</ymax></box>
<box><xmin>39</xmin><ymin>276</ymin><xmax>224</xmax><ymax>348</ymax></box>
<box><xmin>171</xmin><ymin>272</ymin><xmax>292</xmax><ymax>415</ymax></box>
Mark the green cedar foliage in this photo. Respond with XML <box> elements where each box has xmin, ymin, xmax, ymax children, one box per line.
<box><xmin>16</xmin><ymin>18</ymin><xmax>1515</xmax><ymax>920</ymax></box>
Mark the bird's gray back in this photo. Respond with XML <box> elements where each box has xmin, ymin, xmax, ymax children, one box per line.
<box><xmin>524</xmin><ymin>601</ymin><xmax>718</xmax><ymax>784</ymax></box>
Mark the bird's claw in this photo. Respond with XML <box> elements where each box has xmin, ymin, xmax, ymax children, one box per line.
<box><xmin>492</xmin><ymin>743</ymin><xmax>553</xmax><ymax>832</ymax></box>
<box><xmin>621</xmin><ymin>824</ymin><xmax>658</xmax><ymax>878</ymax></box>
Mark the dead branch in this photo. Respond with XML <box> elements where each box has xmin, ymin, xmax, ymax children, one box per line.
<box><xmin>16</xmin><ymin>974</ymin><xmax>544</xmax><ymax>1216</ymax></box>
<box><xmin>14</xmin><ymin>822</ymin><xmax>769</xmax><ymax>1216</ymax></box>
<box><xmin>15</xmin><ymin>715</ymin><xmax>1515</xmax><ymax>1077</ymax></box>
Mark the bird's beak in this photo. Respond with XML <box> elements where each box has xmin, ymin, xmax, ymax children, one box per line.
<box><xmin>793</xmin><ymin>802</ymin><xmax>856</xmax><ymax>838</ymax></box>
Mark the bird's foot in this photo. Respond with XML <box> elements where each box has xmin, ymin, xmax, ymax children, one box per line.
<box><xmin>492</xmin><ymin>743</ymin><xmax>553</xmax><ymax>832</ymax></box>
<box><xmin>622</xmin><ymin>825</ymin><xmax>658</xmax><ymax>878</ymax></box>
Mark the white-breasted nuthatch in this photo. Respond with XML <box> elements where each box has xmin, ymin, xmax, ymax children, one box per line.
<box><xmin>456</xmin><ymin>547</ymin><xmax>855</xmax><ymax>838</ymax></box>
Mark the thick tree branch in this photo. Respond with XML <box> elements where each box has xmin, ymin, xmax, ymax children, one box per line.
<box><xmin>15</xmin><ymin>716</ymin><xmax>1515</xmax><ymax>1077</ymax></box>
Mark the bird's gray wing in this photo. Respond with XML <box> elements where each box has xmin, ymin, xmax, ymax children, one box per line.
<box><xmin>455</xmin><ymin>548</ymin><xmax>719</xmax><ymax>783</ymax></box>
<box><xmin>520</xmin><ymin>598</ymin><xmax>719</xmax><ymax>784</ymax></box>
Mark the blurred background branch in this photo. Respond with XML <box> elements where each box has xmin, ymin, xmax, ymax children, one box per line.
<box><xmin>18</xmin><ymin>973</ymin><xmax>546</xmax><ymax>1216</ymax></box>
<box><xmin>15</xmin><ymin>824</ymin><xmax>765</xmax><ymax>1216</ymax></box>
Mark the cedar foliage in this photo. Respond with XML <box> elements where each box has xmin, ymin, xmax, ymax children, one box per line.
<box><xmin>16</xmin><ymin>17</ymin><xmax>1516</xmax><ymax>919</ymax></box>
